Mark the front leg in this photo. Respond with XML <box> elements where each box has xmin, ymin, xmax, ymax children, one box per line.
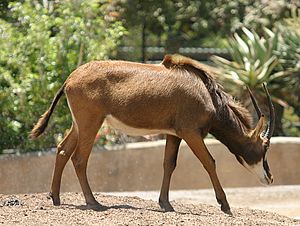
<box><xmin>183</xmin><ymin>131</ymin><xmax>232</xmax><ymax>215</ymax></box>
<box><xmin>159</xmin><ymin>135</ymin><xmax>181</xmax><ymax>212</ymax></box>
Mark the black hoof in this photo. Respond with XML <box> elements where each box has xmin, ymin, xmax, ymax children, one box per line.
<box><xmin>159</xmin><ymin>199</ymin><xmax>175</xmax><ymax>212</ymax></box>
<box><xmin>217</xmin><ymin>198</ymin><xmax>232</xmax><ymax>216</ymax></box>
<box><xmin>221</xmin><ymin>205</ymin><xmax>233</xmax><ymax>216</ymax></box>
<box><xmin>48</xmin><ymin>192</ymin><xmax>60</xmax><ymax>206</ymax></box>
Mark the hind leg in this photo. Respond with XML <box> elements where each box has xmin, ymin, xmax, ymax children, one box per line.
<box><xmin>70</xmin><ymin>108</ymin><xmax>104</xmax><ymax>209</ymax></box>
<box><xmin>50</xmin><ymin>124</ymin><xmax>78</xmax><ymax>205</ymax></box>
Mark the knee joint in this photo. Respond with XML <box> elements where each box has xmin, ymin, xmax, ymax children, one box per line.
<box><xmin>71</xmin><ymin>155</ymin><xmax>83</xmax><ymax>169</ymax></box>
<box><xmin>211</xmin><ymin>158</ymin><xmax>216</xmax><ymax>167</ymax></box>
<box><xmin>203</xmin><ymin>158</ymin><xmax>216</xmax><ymax>172</ymax></box>
<box><xmin>163</xmin><ymin>159</ymin><xmax>176</xmax><ymax>171</ymax></box>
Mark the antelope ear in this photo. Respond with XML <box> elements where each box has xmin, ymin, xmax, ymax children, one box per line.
<box><xmin>251</xmin><ymin>115</ymin><xmax>266</xmax><ymax>139</ymax></box>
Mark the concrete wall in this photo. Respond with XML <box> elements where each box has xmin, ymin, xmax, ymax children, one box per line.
<box><xmin>0</xmin><ymin>137</ymin><xmax>299</xmax><ymax>194</ymax></box>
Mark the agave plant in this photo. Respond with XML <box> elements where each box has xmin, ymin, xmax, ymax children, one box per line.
<box><xmin>274</xmin><ymin>9</ymin><xmax>300</xmax><ymax>120</ymax></box>
<box><xmin>276</xmin><ymin>29</ymin><xmax>300</xmax><ymax>106</ymax></box>
<box><xmin>211</xmin><ymin>27</ymin><xmax>287</xmax><ymax>135</ymax></box>
<box><xmin>212</xmin><ymin>27</ymin><xmax>282</xmax><ymax>88</ymax></box>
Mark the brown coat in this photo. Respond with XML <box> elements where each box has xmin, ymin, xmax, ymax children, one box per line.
<box><xmin>31</xmin><ymin>54</ymin><xmax>274</xmax><ymax>215</ymax></box>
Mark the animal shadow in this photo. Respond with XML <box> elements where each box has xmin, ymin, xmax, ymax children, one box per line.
<box><xmin>62</xmin><ymin>202</ymin><xmax>221</xmax><ymax>218</ymax></box>
<box><xmin>62</xmin><ymin>203</ymin><xmax>140</xmax><ymax>212</ymax></box>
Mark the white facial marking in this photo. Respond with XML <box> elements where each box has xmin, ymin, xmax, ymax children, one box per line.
<box><xmin>250</xmin><ymin>160</ymin><xmax>268</xmax><ymax>185</ymax></box>
<box><xmin>240</xmin><ymin>158</ymin><xmax>270</xmax><ymax>185</ymax></box>
<box><xmin>105</xmin><ymin>115</ymin><xmax>176</xmax><ymax>136</ymax></box>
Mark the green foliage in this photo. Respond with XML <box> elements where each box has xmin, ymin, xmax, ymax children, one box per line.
<box><xmin>118</xmin><ymin>0</ymin><xmax>291</xmax><ymax>62</ymax></box>
<box><xmin>120</xmin><ymin>0</ymin><xmax>245</xmax><ymax>57</ymax></box>
<box><xmin>0</xmin><ymin>0</ymin><xmax>11</xmax><ymax>21</ymax></box>
<box><xmin>211</xmin><ymin>0</ymin><xmax>290</xmax><ymax>34</ymax></box>
<box><xmin>273</xmin><ymin>28</ymin><xmax>300</xmax><ymax>115</ymax></box>
<box><xmin>0</xmin><ymin>0</ymin><xmax>125</xmax><ymax>152</ymax></box>
<box><xmin>276</xmin><ymin>7</ymin><xmax>300</xmax><ymax>71</ymax></box>
<box><xmin>212</xmin><ymin>27</ymin><xmax>281</xmax><ymax>89</ymax></box>
<box><xmin>1</xmin><ymin>0</ymin><xmax>299</xmax><ymax>152</ymax></box>
<box><xmin>211</xmin><ymin>26</ymin><xmax>300</xmax><ymax>136</ymax></box>
<box><xmin>282</xmin><ymin>107</ymin><xmax>300</xmax><ymax>137</ymax></box>
<box><xmin>273</xmin><ymin>7</ymin><xmax>300</xmax><ymax>120</ymax></box>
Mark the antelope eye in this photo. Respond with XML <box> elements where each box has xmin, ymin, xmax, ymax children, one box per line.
<box><xmin>236</xmin><ymin>155</ymin><xmax>244</xmax><ymax>165</ymax></box>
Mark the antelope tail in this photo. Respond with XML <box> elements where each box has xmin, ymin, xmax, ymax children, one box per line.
<box><xmin>30</xmin><ymin>84</ymin><xmax>66</xmax><ymax>139</ymax></box>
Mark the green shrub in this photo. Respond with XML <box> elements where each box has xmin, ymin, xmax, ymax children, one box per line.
<box><xmin>0</xmin><ymin>0</ymin><xmax>125</xmax><ymax>153</ymax></box>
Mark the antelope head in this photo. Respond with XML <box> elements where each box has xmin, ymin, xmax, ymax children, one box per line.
<box><xmin>236</xmin><ymin>83</ymin><xmax>275</xmax><ymax>185</ymax></box>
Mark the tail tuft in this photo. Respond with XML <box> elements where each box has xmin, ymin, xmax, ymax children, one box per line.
<box><xmin>30</xmin><ymin>111</ymin><xmax>52</xmax><ymax>139</ymax></box>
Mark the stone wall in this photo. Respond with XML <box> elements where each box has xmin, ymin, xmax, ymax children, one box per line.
<box><xmin>0</xmin><ymin>137</ymin><xmax>299</xmax><ymax>194</ymax></box>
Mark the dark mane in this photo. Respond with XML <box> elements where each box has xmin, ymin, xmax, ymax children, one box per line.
<box><xmin>162</xmin><ymin>54</ymin><xmax>253</xmax><ymax>129</ymax></box>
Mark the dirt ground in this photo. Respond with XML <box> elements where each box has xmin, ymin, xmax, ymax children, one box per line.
<box><xmin>1</xmin><ymin>191</ymin><xmax>299</xmax><ymax>226</ymax></box>
<box><xmin>110</xmin><ymin>185</ymin><xmax>300</xmax><ymax>220</ymax></box>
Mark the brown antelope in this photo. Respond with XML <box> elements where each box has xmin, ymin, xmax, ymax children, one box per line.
<box><xmin>31</xmin><ymin>54</ymin><xmax>275</xmax><ymax>215</ymax></box>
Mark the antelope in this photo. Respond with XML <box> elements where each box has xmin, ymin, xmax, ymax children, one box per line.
<box><xmin>30</xmin><ymin>54</ymin><xmax>275</xmax><ymax>215</ymax></box>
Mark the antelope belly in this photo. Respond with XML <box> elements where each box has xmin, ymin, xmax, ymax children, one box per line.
<box><xmin>105</xmin><ymin>115</ymin><xmax>176</xmax><ymax>136</ymax></box>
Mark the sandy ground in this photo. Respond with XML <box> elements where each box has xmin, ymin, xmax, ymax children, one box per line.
<box><xmin>109</xmin><ymin>185</ymin><xmax>300</xmax><ymax>220</ymax></box>
<box><xmin>1</xmin><ymin>186</ymin><xmax>300</xmax><ymax>226</ymax></box>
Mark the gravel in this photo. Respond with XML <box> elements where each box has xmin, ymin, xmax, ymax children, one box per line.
<box><xmin>0</xmin><ymin>192</ymin><xmax>299</xmax><ymax>226</ymax></box>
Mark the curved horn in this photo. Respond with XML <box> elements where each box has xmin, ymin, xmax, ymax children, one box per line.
<box><xmin>262</xmin><ymin>83</ymin><xmax>275</xmax><ymax>139</ymax></box>
<box><xmin>247</xmin><ymin>86</ymin><xmax>262</xmax><ymax>118</ymax></box>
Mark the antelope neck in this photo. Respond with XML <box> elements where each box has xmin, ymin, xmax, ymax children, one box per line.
<box><xmin>210</xmin><ymin>105</ymin><xmax>253</xmax><ymax>158</ymax></box>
